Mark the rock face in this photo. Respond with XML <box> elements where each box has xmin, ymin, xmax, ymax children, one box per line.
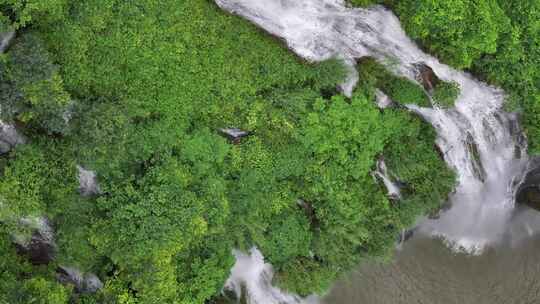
<box><xmin>57</xmin><ymin>266</ymin><xmax>103</xmax><ymax>294</ymax></box>
<box><xmin>13</xmin><ymin>217</ymin><xmax>56</xmax><ymax>265</ymax></box>
<box><xmin>516</xmin><ymin>157</ymin><xmax>540</xmax><ymax>212</ymax></box>
<box><xmin>414</xmin><ymin>63</ymin><xmax>440</xmax><ymax>91</ymax></box>
<box><xmin>0</xmin><ymin>122</ymin><xmax>26</xmax><ymax>155</ymax></box>
<box><xmin>77</xmin><ymin>165</ymin><xmax>101</xmax><ymax>196</ymax></box>
<box><xmin>219</xmin><ymin>128</ymin><xmax>250</xmax><ymax>144</ymax></box>
<box><xmin>0</xmin><ymin>30</ymin><xmax>15</xmax><ymax>53</ymax></box>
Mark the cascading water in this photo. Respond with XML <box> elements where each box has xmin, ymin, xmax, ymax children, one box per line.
<box><xmin>372</xmin><ymin>158</ymin><xmax>401</xmax><ymax>200</ymax></box>
<box><xmin>215</xmin><ymin>0</ymin><xmax>529</xmax><ymax>301</ymax></box>
<box><xmin>224</xmin><ymin>248</ymin><xmax>319</xmax><ymax>304</ymax></box>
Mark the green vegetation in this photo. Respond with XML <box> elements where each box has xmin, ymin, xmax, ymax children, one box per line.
<box><xmin>3</xmin><ymin>0</ymin><xmax>537</xmax><ymax>303</ymax></box>
<box><xmin>0</xmin><ymin>33</ymin><xmax>72</xmax><ymax>134</ymax></box>
<box><xmin>357</xmin><ymin>58</ymin><xmax>430</xmax><ymax>107</ymax></box>
<box><xmin>396</xmin><ymin>0</ymin><xmax>540</xmax><ymax>154</ymax></box>
<box><xmin>355</xmin><ymin>0</ymin><xmax>539</xmax><ymax>152</ymax></box>
<box><xmin>0</xmin><ymin>234</ymin><xmax>71</xmax><ymax>304</ymax></box>
<box><xmin>393</xmin><ymin>0</ymin><xmax>506</xmax><ymax>69</ymax></box>
<box><xmin>432</xmin><ymin>81</ymin><xmax>460</xmax><ymax>108</ymax></box>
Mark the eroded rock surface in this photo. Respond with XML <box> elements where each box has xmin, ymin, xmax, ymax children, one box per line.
<box><xmin>13</xmin><ymin>217</ymin><xmax>56</xmax><ymax>265</ymax></box>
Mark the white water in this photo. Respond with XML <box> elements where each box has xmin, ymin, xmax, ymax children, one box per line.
<box><xmin>224</xmin><ymin>248</ymin><xmax>319</xmax><ymax>304</ymax></box>
<box><xmin>216</xmin><ymin>0</ymin><xmax>529</xmax><ymax>301</ymax></box>
<box><xmin>372</xmin><ymin>158</ymin><xmax>401</xmax><ymax>200</ymax></box>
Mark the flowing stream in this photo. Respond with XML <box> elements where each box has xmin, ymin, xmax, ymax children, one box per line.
<box><xmin>215</xmin><ymin>1</ymin><xmax>532</xmax><ymax>303</ymax></box>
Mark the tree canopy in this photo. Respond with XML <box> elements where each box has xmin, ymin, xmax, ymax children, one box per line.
<box><xmin>1</xmin><ymin>0</ymin><xmax>536</xmax><ymax>303</ymax></box>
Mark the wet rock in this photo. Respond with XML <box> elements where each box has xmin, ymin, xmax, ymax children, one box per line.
<box><xmin>516</xmin><ymin>157</ymin><xmax>540</xmax><ymax>212</ymax></box>
<box><xmin>466</xmin><ymin>133</ymin><xmax>486</xmax><ymax>183</ymax></box>
<box><xmin>77</xmin><ymin>165</ymin><xmax>101</xmax><ymax>196</ymax></box>
<box><xmin>13</xmin><ymin>217</ymin><xmax>56</xmax><ymax>265</ymax></box>
<box><xmin>396</xmin><ymin>228</ymin><xmax>416</xmax><ymax>244</ymax></box>
<box><xmin>0</xmin><ymin>30</ymin><xmax>15</xmax><ymax>53</ymax></box>
<box><xmin>414</xmin><ymin>63</ymin><xmax>440</xmax><ymax>91</ymax></box>
<box><xmin>219</xmin><ymin>128</ymin><xmax>250</xmax><ymax>144</ymax></box>
<box><xmin>57</xmin><ymin>266</ymin><xmax>103</xmax><ymax>293</ymax></box>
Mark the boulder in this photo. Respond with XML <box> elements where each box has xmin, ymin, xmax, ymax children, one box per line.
<box><xmin>516</xmin><ymin>157</ymin><xmax>540</xmax><ymax>212</ymax></box>
<box><xmin>0</xmin><ymin>30</ymin><xmax>15</xmax><ymax>53</ymax></box>
<box><xmin>57</xmin><ymin>266</ymin><xmax>84</xmax><ymax>290</ymax></box>
<box><xmin>83</xmin><ymin>273</ymin><xmax>104</xmax><ymax>293</ymax></box>
<box><xmin>414</xmin><ymin>63</ymin><xmax>440</xmax><ymax>91</ymax></box>
<box><xmin>13</xmin><ymin>217</ymin><xmax>56</xmax><ymax>265</ymax></box>
<box><xmin>0</xmin><ymin>140</ymin><xmax>11</xmax><ymax>154</ymax></box>
<box><xmin>77</xmin><ymin>165</ymin><xmax>101</xmax><ymax>196</ymax></box>
<box><xmin>219</xmin><ymin>128</ymin><xmax>250</xmax><ymax>144</ymax></box>
<box><xmin>56</xmin><ymin>266</ymin><xmax>103</xmax><ymax>294</ymax></box>
<box><xmin>0</xmin><ymin>122</ymin><xmax>26</xmax><ymax>154</ymax></box>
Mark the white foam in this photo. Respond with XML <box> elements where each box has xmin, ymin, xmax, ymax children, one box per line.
<box><xmin>224</xmin><ymin>248</ymin><xmax>319</xmax><ymax>304</ymax></box>
<box><xmin>372</xmin><ymin>158</ymin><xmax>401</xmax><ymax>200</ymax></box>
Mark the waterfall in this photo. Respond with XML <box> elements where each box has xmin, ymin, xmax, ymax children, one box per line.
<box><xmin>224</xmin><ymin>248</ymin><xmax>319</xmax><ymax>304</ymax></box>
<box><xmin>216</xmin><ymin>0</ymin><xmax>529</xmax><ymax>301</ymax></box>
<box><xmin>372</xmin><ymin>158</ymin><xmax>401</xmax><ymax>200</ymax></box>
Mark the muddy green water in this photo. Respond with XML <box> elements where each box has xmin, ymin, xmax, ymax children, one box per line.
<box><xmin>324</xmin><ymin>226</ymin><xmax>540</xmax><ymax>304</ymax></box>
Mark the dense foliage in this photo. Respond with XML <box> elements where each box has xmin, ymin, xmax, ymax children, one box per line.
<box><xmin>1</xmin><ymin>0</ymin><xmax>536</xmax><ymax>303</ymax></box>
<box><xmin>352</xmin><ymin>0</ymin><xmax>539</xmax><ymax>152</ymax></box>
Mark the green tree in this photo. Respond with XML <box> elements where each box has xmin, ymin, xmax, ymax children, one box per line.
<box><xmin>0</xmin><ymin>32</ymin><xmax>71</xmax><ymax>134</ymax></box>
<box><xmin>394</xmin><ymin>0</ymin><xmax>507</xmax><ymax>68</ymax></box>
